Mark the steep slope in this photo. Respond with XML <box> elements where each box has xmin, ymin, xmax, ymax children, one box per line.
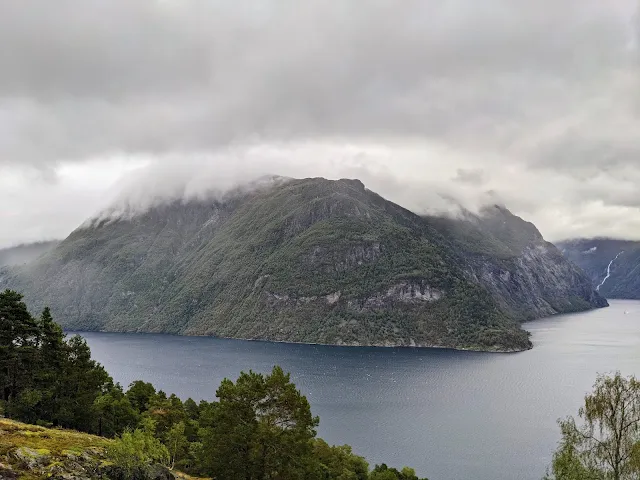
<box><xmin>0</xmin><ymin>241</ymin><xmax>59</xmax><ymax>267</ymax></box>
<box><xmin>559</xmin><ymin>238</ymin><xmax>640</xmax><ymax>299</ymax></box>
<box><xmin>2</xmin><ymin>178</ymin><xmax>606</xmax><ymax>352</ymax></box>
<box><xmin>427</xmin><ymin>207</ymin><xmax>608</xmax><ymax>321</ymax></box>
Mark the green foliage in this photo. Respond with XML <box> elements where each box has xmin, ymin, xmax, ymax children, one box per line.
<box><xmin>3</xmin><ymin>290</ymin><xmax>428</xmax><ymax>479</ymax></box>
<box><xmin>0</xmin><ymin>290</ymin><xmax>111</xmax><ymax>432</ymax></box>
<box><xmin>312</xmin><ymin>439</ymin><xmax>369</xmax><ymax>480</ymax></box>
<box><xmin>94</xmin><ymin>383</ymin><xmax>140</xmax><ymax>437</ymax></box>
<box><xmin>369</xmin><ymin>464</ymin><xmax>427</xmax><ymax>480</ymax></box>
<box><xmin>199</xmin><ymin>366</ymin><xmax>319</xmax><ymax>479</ymax></box>
<box><xmin>107</xmin><ymin>419</ymin><xmax>170</xmax><ymax>478</ymax></box>
<box><xmin>546</xmin><ymin>373</ymin><xmax>640</xmax><ymax>480</ymax></box>
<box><xmin>126</xmin><ymin>380</ymin><xmax>157</xmax><ymax>414</ymax></box>
<box><xmin>165</xmin><ymin>421</ymin><xmax>188</xmax><ymax>469</ymax></box>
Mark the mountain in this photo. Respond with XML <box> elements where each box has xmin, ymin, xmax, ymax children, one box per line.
<box><xmin>426</xmin><ymin>206</ymin><xmax>607</xmax><ymax>322</ymax></box>
<box><xmin>558</xmin><ymin>238</ymin><xmax>640</xmax><ymax>299</ymax></box>
<box><xmin>1</xmin><ymin>177</ymin><xmax>606</xmax><ymax>352</ymax></box>
<box><xmin>0</xmin><ymin>240</ymin><xmax>59</xmax><ymax>267</ymax></box>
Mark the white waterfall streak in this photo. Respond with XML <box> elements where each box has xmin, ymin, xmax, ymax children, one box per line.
<box><xmin>596</xmin><ymin>251</ymin><xmax>624</xmax><ymax>291</ymax></box>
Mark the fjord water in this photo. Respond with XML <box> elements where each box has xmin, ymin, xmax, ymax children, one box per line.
<box><xmin>75</xmin><ymin>300</ymin><xmax>640</xmax><ymax>480</ymax></box>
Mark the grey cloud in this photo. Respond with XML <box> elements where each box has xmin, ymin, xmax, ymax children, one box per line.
<box><xmin>0</xmin><ymin>0</ymin><xmax>637</xmax><ymax>166</ymax></box>
<box><xmin>2</xmin><ymin>0</ymin><xmax>640</xmax><ymax>245</ymax></box>
<box><xmin>453</xmin><ymin>168</ymin><xmax>485</xmax><ymax>185</ymax></box>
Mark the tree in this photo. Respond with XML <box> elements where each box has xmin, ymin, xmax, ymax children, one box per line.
<box><xmin>183</xmin><ymin>397</ymin><xmax>199</xmax><ymax>420</ymax></box>
<box><xmin>56</xmin><ymin>335</ymin><xmax>111</xmax><ymax>432</ymax></box>
<box><xmin>370</xmin><ymin>464</ymin><xmax>427</xmax><ymax>480</ymax></box>
<box><xmin>94</xmin><ymin>383</ymin><xmax>140</xmax><ymax>437</ymax></box>
<box><xmin>547</xmin><ymin>372</ymin><xmax>640</xmax><ymax>480</ymax></box>
<box><xmin>165</xmin><ymin>421</ymin><xmax>188</xmax><ymax>469</ymax></box>
<box><xmin>145</xmin><ymin>393</ymin><xmax>186</xmax><ymax>440</ymax></box>
<box><xmin>107</xmin><ymin>418</ymin><xmax>170</xmax><ymax>479</ymax></box>
<box><xmin>0</xmin><ymin>290</ymin><xmax>40</xmax><ymax>410</ymax></box>
<box><xmin>32</xmin><ymin>307</ymin><xmax>66</xmax><ymax>423</ymax></box>
<box><xmin>126</xmin><ymin>380</ymin><xmax>156</xmax><ymax>414</ymax></box>
<box><xmin>311</xmin><ymin>438</ymin><xmax>369</xmax><ymax>480</ymax></box>
<box><xmin>199</xmin><ymin>366</ymin><xmax>319</xmax><ymax>480</ymax></box>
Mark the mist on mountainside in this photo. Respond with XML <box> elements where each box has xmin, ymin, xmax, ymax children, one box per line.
<box><xmin>0</xmin><ymin>241</ymin><xmax>59</xmax><ymax>267</ymax></box>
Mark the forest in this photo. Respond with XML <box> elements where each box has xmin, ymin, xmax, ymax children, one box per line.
<box><xmin>0</xmin><ymin>289</ymin><xmax>426</xmax><ymax>479</ymax></box>
<box><xmin>5</xmin><ymin>288</ymin><xmax>640</xmax><ymax>480</ymax></box>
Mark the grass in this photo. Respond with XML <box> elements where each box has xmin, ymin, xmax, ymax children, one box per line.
<box><xmin>0</xmin><ymin>418</ymin><xmax>110</xmax><ymax>458</ymax></box>
<box><xmin>0</xmin><ymin>418</ymin><xmax>207</xmax><ymax>480</ymax></box>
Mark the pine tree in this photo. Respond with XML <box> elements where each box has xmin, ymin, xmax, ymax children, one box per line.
<box><xmin>199</xmin><ymin>366</ymin><xmax>319</xmax><ymax>479</ymax></box>
<box><xmin>0</xmin><ymin>290</ymin><xmax>40</xmax><ymax>413</ymax></box>
<box><xmin>57</xmin><ymin>335</ymin><xmax>110</xmax><ymax>431</ymax></box>
<box><xmin>34</xmin><ymin>307</ymin><xmax>66</xmax><ymax>423</ymax></box>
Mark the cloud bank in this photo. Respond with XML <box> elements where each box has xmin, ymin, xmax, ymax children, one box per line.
<box><xmin>1</xmin><ymin>0</ymin><xmax>639</xmax><ymax>246</ymax></box>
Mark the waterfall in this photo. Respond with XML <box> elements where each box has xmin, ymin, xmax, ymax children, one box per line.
<box><xmin>596</xmin><ymin>251</ymin><xmax>624</xmax><ymax>292</ymax></box>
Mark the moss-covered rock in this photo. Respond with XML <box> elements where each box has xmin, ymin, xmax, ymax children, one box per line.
<box><xmin>0</xmin><ymin>418</ymin><xmax>192</xmax><ymax>480</ymax></box>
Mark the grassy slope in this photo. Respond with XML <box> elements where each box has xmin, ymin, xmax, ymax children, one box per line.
<box><xmin>0</xmin><ymin>418</ymin><xmax>108</xmax><ymax>479</ymax></box>
<box><xmin>0</xmin><ymin>418</ymin><xmax>203</xmax><ymax>480</ymax></box>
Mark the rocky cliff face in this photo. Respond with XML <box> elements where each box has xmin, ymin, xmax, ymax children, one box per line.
<box><xmin>2</xmin><ymin>178</ymin><xmax>606</xmax><ymax>352</ymax></box>
<box><xmin>427</xmin><ymin>207</ymin><xmax>608</xmax><ymax>321</ymax></box>
<box><xmin>559</xmin><ymin>238</ymin><xmax>640</xmax><ymax>299</ymax></box>
<box><xmin>468</xmin><ymin>241</ymin><xmax>608</xmax><ymax>321</ymax></box>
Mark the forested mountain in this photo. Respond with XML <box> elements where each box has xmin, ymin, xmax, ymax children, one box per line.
<box><xmin>559</xmin><ymin>238</ymin><xmax>640</xmax><ymax>299</ymax></box>
<box><xmin>0</xmin><ymin>241</ymin><xmax>59</xmax><ymax>267</ymax></box>
<box><xmin>2</xmin><ymin>177</ymin><xmax>605</xmax><ymax>352</ymax></box>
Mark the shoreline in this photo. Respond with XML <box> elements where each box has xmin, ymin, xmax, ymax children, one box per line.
<box><xmin>64</xmin><ymin>328</ymin><xmax>532</xmax><ymax>354</ymax></box>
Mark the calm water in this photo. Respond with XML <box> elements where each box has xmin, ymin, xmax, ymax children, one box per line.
<box><xmin>73</xmin><ymin>300</ymin><xmax>640</xmax><ymax>480</ymax></box>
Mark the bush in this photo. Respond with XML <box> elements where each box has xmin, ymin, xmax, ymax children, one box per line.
<box><xmin>107</xmin><ymin>419</ymin><xmax>169</xmax><ymax>479</ymax></box>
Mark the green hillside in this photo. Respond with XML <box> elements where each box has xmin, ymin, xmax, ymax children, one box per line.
<box><xmin>2</xmin><ymin>177</ymin><xmax>606</xmax><ymax>352</ymax></box>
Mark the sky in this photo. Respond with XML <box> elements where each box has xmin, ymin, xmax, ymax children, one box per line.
<box><xmin>1</xmin><ymin>0</ymin><xmax>640</xmax><ymax>247</ymax></box>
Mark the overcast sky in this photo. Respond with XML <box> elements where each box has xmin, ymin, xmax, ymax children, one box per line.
<box><xmin>2</xmin><ymin>0</ymin><xmax>639</xmax><ymax>247</ymax></box>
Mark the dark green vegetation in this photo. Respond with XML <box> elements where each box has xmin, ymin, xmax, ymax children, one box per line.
<box><xmin>0</xmin><ymin>241</ymin><xmax>59</xmax><ymax>267</ymax></box>
<box><xmin>545</xmin><ymin>372</ymin><xmax>640</xmax><ymax>480</ymax></box>
<box><xmin>559</xmin><ymin>238</ymin><xmax>640</xmax><ymax>299</ymax></box>
<box><xmin>2</xmin><ymin>177</ymin><xmax>605</xmax><ymax>352</ymax></box>
<box><xmin>0</xmin><ymin>290</ymin><xmax>426</xmax><ymax>479</ymax></box>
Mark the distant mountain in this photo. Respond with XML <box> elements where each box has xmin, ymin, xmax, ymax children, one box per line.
<box><xmin>558</xmin><ymin>238</ymin><xmax>640</xmax><ymax>299</ymax></box>
<box><xmin>1</xmin><ymin>177</ymin><xmax>606</xmax><ymax>352</ymax></box>
<box><xmin>0</xmin><ymin>241</ymin><xmax>59</xmax><ymax>267</ymax></box>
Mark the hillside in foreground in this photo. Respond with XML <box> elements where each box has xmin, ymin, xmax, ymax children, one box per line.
<box><xmin>0</xmin><ymin>418</ymin><xmax>198</xmax><ymax>480</ymax></box>
<box><xmin>2</xmin><ymin>177</ymin><xmax>606</xmax><ymax>352</ymax></box>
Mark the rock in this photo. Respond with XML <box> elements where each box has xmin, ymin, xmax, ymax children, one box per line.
<box><xmin>0</xmin><ymin>462</ymin><xmax>18</xmax><ymax>479</ymax></box>
<box><xmin>12</xmin><ymin>446</ymin><xmax>51</xmax><ymax>470</ymax></box>
<box><xmin>146</xmin><ymin>464</ymin><xmax>176</xmax><ymax>480</ymax></box>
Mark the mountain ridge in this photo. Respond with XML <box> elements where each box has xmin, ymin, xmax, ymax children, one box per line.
<box><xmin>2</xmin><ymin>177</ymin><xmax>606</xmax><ymax>352</ymax></box>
